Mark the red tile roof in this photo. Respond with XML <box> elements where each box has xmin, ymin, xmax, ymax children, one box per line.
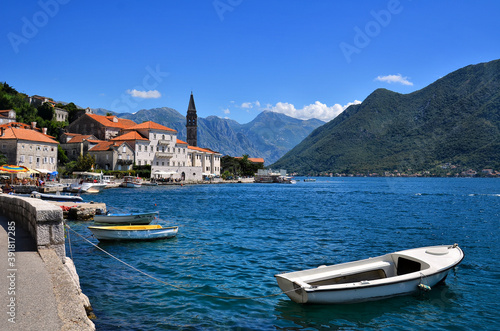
<box><xmin>235</xmin><ymin>157</ymin><xmax>265</xmax><ymax>163</ymax></box>
<box><xmin>87</xmin><ymin>114</ymin><xmax>137</xmax><ymax>129</ymax></box>
<box><xmin>0</xmin><ymin>122</ymin><xmax>32</xmax><ymax>129</ymax></box>
<box><xmin>0</xmin><ymin>127</ymin><xmax>58</xmax><ymax>144</ymax></box>
<box><xmin>90</xmin><ymin>141</ymin><xmax>132</xmax><ymax>152</ymax></box>
<box><xmin>127</xmin><ymin>121</ymin><xmax>177</xmax><ymax>132</ymax></box>
<box><xmin>188</xmin><ymin>146</ymin><xmax>220</xmax><ymax>154</ymax></box>
<box><xmin>67</xmin><ymin>134</ymin><xmax>94</xmax><ymax>143</ymax></box>
<box><xmin>176</xmin><ymin>139</ymin><xmax>188</xmax><ymax>145</ymax></box>
<box><xmin>111</xmin><ymin>131</ymin><xmax>148</xmax><ymax>141</ymax></box>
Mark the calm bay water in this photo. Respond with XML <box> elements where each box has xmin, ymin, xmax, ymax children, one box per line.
<box><xmin>66</xmin><ymin>178</ymin><xmax>500</xmax><ymax>330</ymax></box>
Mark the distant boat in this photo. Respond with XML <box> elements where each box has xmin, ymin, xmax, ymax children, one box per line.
<box><xmin>69</xmin><ymin>171</ymin><xmax>107</xmax><ymax>193</ymax></box>
<box><xmin>304</xmin><ymin>178</ymin><xmax>316</xmax><ymax>182</ymax></box>
<box><xmin>93</xmin><ymin>211</ymin><xmax>159</xmax><ymax>225</ymax></box>
<box><xmin>31</xmin><ymin>191</ymin><xmax>83</xmax><ymax>203</ymax></box>
<box><xmin>88</xmin><ymin>224</ymin><xmax>178</xmax><ymax>241</ymax></box>
<box><xmin>275</xmin><ymin>244</ymin><xmax>464</xmax><ymax>304</ymax></box>
<box><xmin>282</xmin><ymin>176</ymin><xmax>297</xmax><ymax>184</ymax></box>
<box><xmin>120</xmin><ymin>176</ymin><xmax>142</xmax><ymax>188</ymax></box>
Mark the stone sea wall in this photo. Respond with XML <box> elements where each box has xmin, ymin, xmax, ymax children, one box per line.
<box><xmin>0</xmin><ymin>194</ymin><xmax>95</xmax><ymax>330</ymax></box>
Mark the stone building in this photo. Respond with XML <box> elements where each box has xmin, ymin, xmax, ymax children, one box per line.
<box><xmin>0</xmin><ymin>109</ymin><xmax>16</xmax><ymax>124</ymax></box>
<box><xmin>0</xmin><ymin>123</ymin><xmax>58</xmax><ymax>172</ymax></box>
<box><xmin>88</xmin><ymin>141</ymin><xmax>135</xmax><ymax>171</ymax></box>
<box><xmin>66</xmin><ymin>113</ymin><xmax>137</xmax><ymax>140</ymax></box>
<box><xmin>53</xmin><ymin>107</ymin><xmax>68</xmax><ymax>122</ymax></box>
<box><xmin>59</xmin><ymin>133</ymin><xmax>101</xmax><ymax>161</ymax></box>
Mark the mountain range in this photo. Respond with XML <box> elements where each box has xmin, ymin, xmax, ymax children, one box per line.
<box><xmin>92</xmin><ymin>107</ymin><xmax>325</xmax><ymax>165</ymax></box>
<box><xmin>271</xmin><ymin>59</ymin><xmax>500</xmax><ymax>174</ymax></box>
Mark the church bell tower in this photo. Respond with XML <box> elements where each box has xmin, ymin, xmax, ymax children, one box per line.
<box><xmin>186</xmin><ymin>92</ymin><xmax>198</xmax><ymax>146</ymax></box>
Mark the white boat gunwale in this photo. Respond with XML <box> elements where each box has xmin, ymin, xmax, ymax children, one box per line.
<box><xmin>88</xmin><ymin>225</ymin><xmax>178</xmax><ymax>232</ymax></box>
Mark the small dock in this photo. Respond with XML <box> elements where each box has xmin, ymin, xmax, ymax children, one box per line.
<box><xmin>47</xmin><ymin>201</ymin><xmax>106</xmax><ymax>221</ymax></box>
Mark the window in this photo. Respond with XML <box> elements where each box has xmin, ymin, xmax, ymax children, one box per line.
<box><xmin>162</xmin><ymin>135</ymin><xmax>165</xmax><ymax>140</ymax></box>
<box><xmin>123</xmin><ymin>146</ymin><xmax>126</xmax><ymax>153</ymax></box>
<box><xmin>29</xmin><ymin>156</ymin><xmax>33</xmax><ymax>163</ymax></box>
<box><xmin>161</xmin><ymin>162</ymin><xmax>164</xmax><ymax>166</ymax></box>
<box><xmin>139</xmin><ymin>145</ymin><xmax>142</xmax><ymax>151</ymax></box>
<box><xmin>156</xmin><ymin>162</ymin><xmax>159</xmax><ymax>166</ymax></box>
<box><xmin>20</xmin><ymin>155</ymin><xmax>25</xmax><ymax>163</ymax></box>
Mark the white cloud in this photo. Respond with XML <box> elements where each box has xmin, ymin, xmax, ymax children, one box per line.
<box><xmin>223</xmin><ymin>108</ymin><xmax>230</xmax><ymax>114</ymax></box>
<box><xmin>126</xmin><ymin>89</ymin><xmax>162</xmax><ymax>99</ymax></box>
<box><xmin>240</xmin><ymin>100</ymin><xmax>260</xmax><ymax>109</ymax></box>
<box><xmin>268</xmin><ymin>100</ymin><xmax>361</xmax><ymax>122</ymax></box>
<box><xmin>375</xmin><ymin>74</ymin><xmax>413</xmax><ymax>86</ymax></box>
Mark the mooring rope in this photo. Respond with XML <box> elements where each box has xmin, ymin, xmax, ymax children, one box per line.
<box><xmin>64</xmin><ymin>224</ymin><xmax>292</xmax><ymax>300</ymax></box>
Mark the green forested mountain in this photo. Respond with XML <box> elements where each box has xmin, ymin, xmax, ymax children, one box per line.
<box><xmin>271</xmin><ymin>59</ymin><xmax>500</xmax><ymax>174</ymax></box>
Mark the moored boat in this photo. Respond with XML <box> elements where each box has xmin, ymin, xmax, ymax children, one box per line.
<box><xmin>31</xmin><ymin>191</ymin><xmax>83</xmax><ymax>202</ymax></box>
<box><xmin>88</xmin><ymin>224</ymin><xmax>178</xmax><ymax>241</ymax></box>
<box><xmin>69</xmin><ymin>171</ymin><xmax>107</xmax><ymax>193</ymax></box>
<box><xmin>93</xmin><ymin>211</ymin><xmax>159</xmax><ymax>225</ymax></box>
<box><xmin>275</xmin><ymin>244</ymin><xmax>464</xmax><ymax>304</ymax></box>
<box><xmin>120</xmin><ymin>176</ymin><xmax>142</xmax><ymax>188</ymax></box>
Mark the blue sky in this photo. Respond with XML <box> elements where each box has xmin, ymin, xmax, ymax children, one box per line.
<box><xmin>2</xmin><ymin>1</ymin><xmax>499</xmax><ymax>124</ymax></box>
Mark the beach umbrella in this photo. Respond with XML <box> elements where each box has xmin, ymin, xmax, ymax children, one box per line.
<box><xmin>0</xmin><ymin>164</ymin><xmax>29</xmax><ymax>182</ymax></box>
<box><xmin>0</xmin><ymin>164</ymin><xmax>29</xmax><ymax>173</ymax></box>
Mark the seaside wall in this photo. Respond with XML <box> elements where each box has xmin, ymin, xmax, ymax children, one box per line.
<box><xmin>0</xmin><ymin>194</ymin><xmax>65</xmax><ymax>260</ymax></box>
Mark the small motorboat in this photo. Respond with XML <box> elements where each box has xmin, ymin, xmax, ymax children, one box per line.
<box><xmin>31</xmin><ymin>191</ymin><xmax>83</xmax><ymax>202</ymax></box>
<box><xmin>275</xmin><ymin>244</ymin><xmax>464</xmax><ymax>304</ymax></box>
<box><xmin>120</xmin><ymin>176</ymin><xmax>142</xmax><ymax>188</ymax></box>
<box><xmin>88</xmin><ymin>224</ymin><xmax>178</xmax><ymax>241</ymax></box>
<box><xmin>93</xmin><ymin>211</ymin><xmax>159</xmax><ymax>225</ymax></box>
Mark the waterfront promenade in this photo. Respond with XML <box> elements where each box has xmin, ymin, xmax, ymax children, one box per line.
<box><xmin>0</xmin><ymin>208</ymin><xmax>94</xmax><ymax>330</ymax></box>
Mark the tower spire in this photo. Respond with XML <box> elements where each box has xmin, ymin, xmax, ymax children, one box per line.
<box><xmin>186</xmin><ymin>92</ymin><xmax>198</xmax><ymax>146</ymax></box>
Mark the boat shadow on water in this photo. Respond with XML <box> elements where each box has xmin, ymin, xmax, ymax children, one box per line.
<box><xmin>273</xmin><ymin>282</ymin><xmax>462</xmax><ymax>329</ymax></box>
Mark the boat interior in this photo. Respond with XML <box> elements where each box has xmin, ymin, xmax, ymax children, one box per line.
<box><xmin>307</xmin><ymin>255</ymin><xmax>431</xmax><ymax>286</ymax></box>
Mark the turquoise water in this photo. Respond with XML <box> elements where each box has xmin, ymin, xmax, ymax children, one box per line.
<box><xmin>66</xmin><ymin>178</ymin><xmax>500</xmax><ymax>330</ymax></box>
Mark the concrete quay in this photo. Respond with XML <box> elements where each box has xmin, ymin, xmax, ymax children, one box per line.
<box><xmin>0</xmin><ymin>195</ymin><xmax>95</xmax><ymax>330</ymax></box>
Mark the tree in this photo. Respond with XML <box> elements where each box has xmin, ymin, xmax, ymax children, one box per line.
<box><xmin>37</xmin><ymin>102</ymin><xmax>55</xmax><ymax>121</ymax></box>
<box><xmin>74</xmin><ymin>154</ymin><xmax>96</xmax><ymax>172</ymax></box>
<box><xmin>57</xmin><ymin>145</ymin><xmax>69</xmax><ymax>165</ymax></box>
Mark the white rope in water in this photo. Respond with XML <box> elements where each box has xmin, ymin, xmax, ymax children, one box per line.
<box><xmin>65</xmin><ymin>224</ymin><xmax>292</xmax><ymax>300</ymax></box>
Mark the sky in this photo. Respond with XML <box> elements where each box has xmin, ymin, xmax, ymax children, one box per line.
<box><xmin>1</xmin><ymin>0</ymin><xmax>500</xmax><ymax>124</ymax></box>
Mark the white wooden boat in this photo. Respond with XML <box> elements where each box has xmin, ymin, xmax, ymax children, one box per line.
<box><xmin>275</xmin><ymin>244</ymin><xmax>464</xmax><ymax>304</ymax></box>
<box><xmin>93</xmin><ymin>211</ymin><xmax>159</xmax><ymax>225</ymax></box>
<box><xmin>88</xmin><ymin>224</ymin><xmax>178</xmax><ymax>241</ymax></box>
<box><xmin>120</xmin><ymin>176</ymin><xmax>142</xmax><ymax>188</ymax></box>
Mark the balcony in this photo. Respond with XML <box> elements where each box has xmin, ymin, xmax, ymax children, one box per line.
<box><xmin>158</xmin><ymin>140</ymin><xmax>171</xmax><ymax>146</ymax></box>
<box><xmin>155</xmin><ymin>152</ymin><xmax>174</xmax><ymax>158</ymax></box>
<box><xmin>117</xmin><ymin>159</ymin><xmax>133</xmax><ymax>165</ymax></box>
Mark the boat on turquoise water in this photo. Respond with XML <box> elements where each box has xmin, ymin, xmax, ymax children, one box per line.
<box><xmin>93</xmin><ymin>211</ymin><xmax>159</xmax><ymax>225</ymax></box>
<box><xmin>120</xmin><ymin>176</ymin><xmax>142</xmax><ymax>188</ymax></box>
<box><xmin>275</xmin><ymin>244</ymin><xmax>464</xmax><ymax>304</ymax></box>
<box><xmin>88</xmin><ymin>224</ymin><xmax>178</xmax><ymax>241</ymax></box>
<box><xmin>31</xmin><ymin>191</ymin><xmax>83</xmax><ymax>202</ymax></box>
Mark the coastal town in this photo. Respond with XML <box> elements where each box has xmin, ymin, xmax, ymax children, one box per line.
<box><xmin>1</xmin><ymin>93</ymin><xmax>228</xmax><ymax>183</ymax></box>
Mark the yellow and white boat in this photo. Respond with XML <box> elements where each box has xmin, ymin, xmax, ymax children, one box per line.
<box><xmin>88</xmin><ymin>224</ymin><xmax>178</xmax><ymax>241</ymax></box>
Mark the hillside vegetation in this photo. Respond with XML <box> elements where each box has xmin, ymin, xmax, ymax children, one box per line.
<box><xmin>271</xmin><ymin>59</ymin><xmax>500</xmax><ymax>175</ymax></box>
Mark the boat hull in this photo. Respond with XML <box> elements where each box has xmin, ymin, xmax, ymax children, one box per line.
<box><xmin>276</xmin><ymin>245</ymin><xmax>464</xmax><ymax>304</ymax></box>
<box><xmin>93</xmin><ymin>212</ymin><xmax>158</xmax><ymax>225</ymax></box>
<box><xmin>88</xmin><ymin>225</ymin><xmax>178</xmax><ymax>241</ymax></box>
<box><xmin>31</xmin><ymin>191</ymin><xmax>83</xmax><ymax>202</ymax></box>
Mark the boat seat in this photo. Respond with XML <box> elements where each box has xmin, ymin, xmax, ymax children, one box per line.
<box><xmin>307</xmin><ymin>261</ymin><xmax>391</xmax><ymax>286</ymax></box>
